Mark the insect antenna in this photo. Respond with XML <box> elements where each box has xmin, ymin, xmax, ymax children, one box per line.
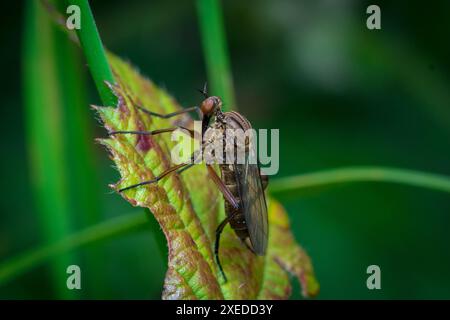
<box><xmin>197</xmin><ymin>82</ymin><xmax>208</xmax><ymax>98</ymax></box>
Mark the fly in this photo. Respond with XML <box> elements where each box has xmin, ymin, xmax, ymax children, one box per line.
<box><xmin>109</xmin><ymin>84</ymin><xmax>269</xmax><ymax>282</ymax></box>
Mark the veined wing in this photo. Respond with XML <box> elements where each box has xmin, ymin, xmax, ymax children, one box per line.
<box><xmin>235</xmin><ymin>154</ymin><xmax>268</xmax><ymax>255</ymax></box>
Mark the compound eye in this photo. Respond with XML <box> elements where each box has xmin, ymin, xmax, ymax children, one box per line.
<box><xmin>201</xmin><ymin>97</ymin><xmax>215</xmax><ymax>116</ymax></box>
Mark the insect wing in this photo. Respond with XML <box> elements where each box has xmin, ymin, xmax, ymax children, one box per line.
<box><xmin>235</xmin><ymin>154</ymin><xmax>268</xmax><ymax>255</ymax></box>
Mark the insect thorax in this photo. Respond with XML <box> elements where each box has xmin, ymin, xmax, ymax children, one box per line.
<box><xmin>202</xmin><ymin>113</ymin><xmax>253</xmax><ymax>166</ymax></box>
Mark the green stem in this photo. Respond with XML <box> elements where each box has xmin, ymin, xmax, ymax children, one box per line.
<box><xmin>4</xmin><ymin>166</ymin><xmax>449</xmax><ymax>286</ymax></box>
<box><xmin>23</xmin><ymin>0</ymin><xmax>76</xmax><ymax>298</ymax></box>
<box><xmin>66</xmin><ymin>0</ymin><xmax>116</xmax><ymax>106</ymax></box>
<box><xmin>196</xmin><ymin>0</ymin><xmax>236</xmax><ymax>111</ymax></box>
<box><xmin>0</xmin><ymin>212</ymin><xmax>148</xmax><ymax>287</ymax></box>
<box><xmin>269</xmin><ymin>167</ymin><xmax>450</xmax><ymax>197</ymax></box>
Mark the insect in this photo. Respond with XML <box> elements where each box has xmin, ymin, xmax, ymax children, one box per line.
<box><xmin>109</xmin><ymin>84</ymin><xmax>269</xmax><ymax>282</ymax></box>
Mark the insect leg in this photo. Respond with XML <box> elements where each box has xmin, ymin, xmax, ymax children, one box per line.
<box><xmin>136</xmin><ymin>105</ymin><xmax>202</xmax><ymax>120</ymax></box>
<box><xmin>125</xmin><ymin>92</ymin><xmax>202</xmax><ymax>120</ymax></box>
<box><xmin>260</xmin><ymin>172</ymin><xmax>269</xmax><ymax>191</ymax></box>
<box><xmin>206</xmin><ymin>165</ymin><xmax>240</xmax><ymax>210</ymax></box>
<box><xmin>109</xmin><ymin>126</ymin><xmax>196</xmax><ymax>138</ymax></box>
<box><xmin>118</xmin><ymin>163</ymin><xmax>195</xmax><ymax>192</ymax></box>
<box><xmin>215</xmin><ymin>215</ymin><xmax>233</xmax><ymax>283</ymax></box>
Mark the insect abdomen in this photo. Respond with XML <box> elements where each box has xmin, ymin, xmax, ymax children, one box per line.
<box><xmin>220</xmin><ymin>165</ymin><xmax>249</xmax><ymax>241</ymax></box>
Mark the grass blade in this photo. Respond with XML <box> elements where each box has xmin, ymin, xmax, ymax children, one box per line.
<box><xmin>196</xmin><ymin>0</ymin><xmax>236</xmax><ymax>111</ymax></box>
<box><xmin>66</xmin><ymin>0</ymin><xmax>116</xmax><ymax>106</ymax></box>
<box><xmin>270</xmin><ymin>167</ymin><xmax>450</xmax><ymax>197</ymax></box>
<box><xmin>51</xmin><ymin>1</ymin><xmax>105</xmax><ymax>297</ymax></box>
<box><xmin>8</xmin><ymin>166</ymin><xmax>448</xmax><ymax>292</ymax></box>
<box><xmin>23</xmin><ymin>0</ymin><xmax>76</xmax><ymax>298</ymax></box>
<box><xmin>0</xmin><ymin>212</ymin><xmax>148</xmax><ymax>286</ymax></box>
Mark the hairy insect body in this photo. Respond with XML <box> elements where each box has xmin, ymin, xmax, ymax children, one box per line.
<box><xmin>218</xmin><ymin>112</ymin><xmax>255</xmax><ymax>250</ymax></box>
<box><xmin>110</xmin><ymin>89</ymin><xmax>267</xmax><ymax>281</ymax></box>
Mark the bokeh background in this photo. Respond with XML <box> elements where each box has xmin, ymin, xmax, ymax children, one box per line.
<box><xmin>1</xmin><ymin>0</ymin><xmax>449</xmax><ymax>299</ymax></box>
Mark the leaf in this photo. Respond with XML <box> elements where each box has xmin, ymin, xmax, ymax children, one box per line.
<box><xmin>94</xmin><ymin>52</ymin><xmax>319</xmax><ymax>299</ymax></box>
<box><xmin>259</xmin><ymin>200</ymin><xmax>319</xmax><ymax>299</ymax></box>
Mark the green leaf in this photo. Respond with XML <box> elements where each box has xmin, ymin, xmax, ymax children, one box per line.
<box><xmin>259</xmin><ymin>200</ymin><xmax>319</xmax><ymax>299</ymax></box>
<box><xmin>95</xmin><ymin>52</ymin><xmax>318</xmax><ymax>299</ymax></box>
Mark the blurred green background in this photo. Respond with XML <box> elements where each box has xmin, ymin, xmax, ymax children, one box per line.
<box><xmin>1</xmin><ymin>0</ymin><xmax>449</xmax><ymax>299</ymax></box>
